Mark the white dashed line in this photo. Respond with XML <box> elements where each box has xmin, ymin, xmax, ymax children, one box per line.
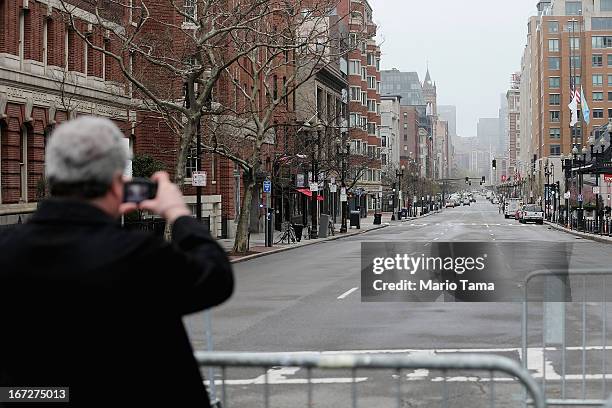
<box><xmin>337</xmin><ymin>287</ymin><xmax>358</xmax><ymax>300</ymax></box>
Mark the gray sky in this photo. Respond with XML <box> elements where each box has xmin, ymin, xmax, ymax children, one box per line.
<box><xmin>369</xmin><ymin>0</ymin><xmax>537</xmax><ymax>137</ymax></box>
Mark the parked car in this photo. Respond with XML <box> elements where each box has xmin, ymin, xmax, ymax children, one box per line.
<box><xmin>463</xmin><ymin>198</ymin><xmax>471</xmax><ymax>206</ymax></box>
<box><xmin>520</xmin><ymin>204</ymin><xmax>544</xmax><ymax>224</ymax></box>
<box><xmin>445</xmin><ymin>201</ymin><xmax>455</xmax><ymax>208</ymax></box>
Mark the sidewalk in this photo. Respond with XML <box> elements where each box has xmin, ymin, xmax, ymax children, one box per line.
<box><xmin>221</xmin><ymin>210</ymin><xmax>441</xmax><ymax>263</ymax></box>
<box><xmin>544</xmin><ymin>220</ymin><xmax>612</xmax><ymax>244</ymax></box>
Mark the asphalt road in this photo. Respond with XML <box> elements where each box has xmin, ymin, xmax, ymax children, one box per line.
<box><xmin>184</xmin><ymin>196</ymin><xmax>612</xmax><ymax>407</ymax></box>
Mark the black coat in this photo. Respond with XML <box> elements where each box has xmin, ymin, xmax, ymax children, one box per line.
<box><xmin>0</xmin><ymin>199</ymin><xmax>234</xmax><ymax>407</ymax></box>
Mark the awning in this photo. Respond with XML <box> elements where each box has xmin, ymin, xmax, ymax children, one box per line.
<box><xmin>296</xmin><ymin>188</ymin><xmax>324</xmax><ymax>201</ymax></box>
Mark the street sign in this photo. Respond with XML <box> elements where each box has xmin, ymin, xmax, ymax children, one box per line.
<box><xmin>263</xmin><ymin>180</ymin><xmax>272</xmax><ymax>193</ymax></box>
<box><xmin>192</xmin><ymin>171</ymin><xmax>207</xmax><ymax>187</ymax></box>
<box><xmin>605</xmin><ymin>174</ymin><xmax>612</xmax><ymax>183</ymax></box>
<box><xmin>330</xmin><ymin>177</ymin><xmax>336</xmax><ymax>184</ymax></box>
<box><xmin>578</xmin><ymin>193</ymin><xmax>584</xmax><ymax>202</ymax></box>
<box><xmin>341</xmin><ymin>187</ymin><xmax>346</xmax><ymax>195</ymax></box>
<box><xmin>310</xmin><ymin>182</ymin><xmax>319</xmax><ymax>192</ymax></box>
<box><xmin>340</xmin><ymin>193</ymin><xmax>347</xmax><ymax>202</ymax></box>
<box><xmin>296</xmin><ymin>174</ymin><xmax>305</xmax><ymax>187</ymax></box>
<box><xmin>121</xmin><ymin>138</ymin><xmax>132</xmax><ymax>177</ymax></box>
<box><xmin>564</xmin><ymin>191</ymin><xmax>571</xmax><ymax>199</ymax></box>
<box><xmin>330</xmin><ymin>184</ymin><xmax>337</xmax><ymax>193</ymax></box>
<box><xmin>593</xmin><ymin>186</ymin><xmax>601</xmax><ymax>194</ymax></box>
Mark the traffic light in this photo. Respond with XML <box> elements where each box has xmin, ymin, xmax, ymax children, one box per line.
<box><xmin>481</xmin><ymin>176</ymin><xmax>486</xmax><ymax>184</ymax></box>
<box><xmin>469</xmin><ymin>181</ymin><xmax>472</xmax><ymax>186</ymax></box>
<box><xmin>465</xmin><ymin>177</ymin><xmax>469</xmax><ymax>184</ymax></box>
<box><xmin>492</xmin><ymin>159</ymin><xmax>497</xmax><ymax>169</ymax></box>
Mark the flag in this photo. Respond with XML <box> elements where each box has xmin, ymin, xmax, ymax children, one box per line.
<box><xmin>581</xmin><ymin>86</ymin><xmax>590</xmax><ymax>125</ymax></box>
<box><xmin>568</xmin><ymin>88</ymin><xmax>579</xmax><ymax>127</ymax></box>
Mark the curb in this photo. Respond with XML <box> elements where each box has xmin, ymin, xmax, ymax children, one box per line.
<box><xmin>229</xmin><ymin>223</ymin><xmax>389</xmax><ymax>264</ymax></box>
<box><xmin>229</xmin><ymin>210</ymin><xmax>444</xmax><ymax>264</ymax></box>
<box><xmin>544</xmin><ymin>221</ymin><xmax>612</xmax><ymax>244</ymax></box>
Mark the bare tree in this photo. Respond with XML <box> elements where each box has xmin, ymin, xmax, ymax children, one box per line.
<box><xmin>57</xmin><ymin>0</ymin><xmax>355</xmax><ymax>252</ymax></box>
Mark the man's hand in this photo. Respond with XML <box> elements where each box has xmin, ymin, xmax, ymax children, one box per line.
<box><xmin>139</xmin><ymin>172</ymin><xmax>191</xmax><ymax>224</ymax></box>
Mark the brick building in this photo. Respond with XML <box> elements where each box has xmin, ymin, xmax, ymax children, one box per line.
<box><xmin>338</xmin><ymin>0</ymin><xmax>382</xmax><ymax>215</ymax></box>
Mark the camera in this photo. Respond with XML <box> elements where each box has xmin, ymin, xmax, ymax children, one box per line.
<box><xmin>123</xmin><ymin>178</ymin><xmax>158</xmax><ymax>203</ymax></box>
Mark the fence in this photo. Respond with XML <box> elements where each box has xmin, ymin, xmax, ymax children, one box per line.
<box><xmin>195</xmin><ymin>351</ymin><xmax>545</xmax><ymax>408</ymax></box>
<box><xmin>557</xmin><ymin>215</ymin><xmax>612</xmax><ymax>236</ymax></box>
<box><xmin>522</xmin><ymin>269</ymin><xmax>612</xmax><ymax>407</ymax></box>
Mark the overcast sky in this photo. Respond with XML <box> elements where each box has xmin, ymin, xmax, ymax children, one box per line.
<box><xmin>369</xmin><ymin>0</ymin><xmax>537</xmax><ymax>137</ymax></box>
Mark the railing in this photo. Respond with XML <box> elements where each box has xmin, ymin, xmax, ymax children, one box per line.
<box><xmin>522</xmin><ymin>269</ymin><xmax>612</xmax><ymax>407</ymax></box>
<box><xmin>196</xmin><ymin>351</ymin><xmax>546</xmax><ymax>408</ymax></box>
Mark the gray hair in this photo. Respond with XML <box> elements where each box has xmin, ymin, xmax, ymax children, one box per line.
<box><xmin>46</xmin><ymin>116</ymin><xmax>129</xmax><ymax>197</ymax></box>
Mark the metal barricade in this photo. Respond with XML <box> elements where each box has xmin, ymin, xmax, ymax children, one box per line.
<box><xmin>522</xmin><ymin>269</ymin><xmax>612</xmax><ymax>407</ymax></box>
<box><xmin>196</xmin><ymin>351</ymin><xmax>545</xmax><ymax>408</ymax></box>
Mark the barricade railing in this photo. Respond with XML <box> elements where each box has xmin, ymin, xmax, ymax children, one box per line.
<box><xmin>522</xmin><ymin>269</ymin><xmax>612</xmax><ymax>407</ymax></box>
<box><xmin>196</xmin><ymin>351</ymin><xmax>545</xmax><ymax>408</ymax></box>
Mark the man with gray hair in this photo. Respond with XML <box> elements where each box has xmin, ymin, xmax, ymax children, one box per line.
<box><xmin>0</xmin><ymin>116</ymin><xmax>233</xmax><ymax>407</ymax></box>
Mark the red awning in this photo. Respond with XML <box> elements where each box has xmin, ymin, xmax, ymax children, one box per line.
<box><xmin>296</xmin><ymin>188</ymin><xmax>324</xmax><ymax>201</ymax></box>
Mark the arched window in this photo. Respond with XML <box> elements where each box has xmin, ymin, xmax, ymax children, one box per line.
<box><xmin>20</xmin><ymin>125</ymin><xmax>29</xmax><ymax>203</ymax></box>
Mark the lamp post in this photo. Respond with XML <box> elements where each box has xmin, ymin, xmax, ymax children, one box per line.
<box><xmin>396</xmin><ymin>166</ymin><xmax>405</xmax><ymax>220</ymax></box>
<box><xmin>562</xmin><ymin>153</ymin><xmax>572</xmax><ymax>227</ymax></box>
<box><xmin>309</xmin><ymin>126</ymin><xmax>322</xmax><ymax>239</ymax></box>
<box><xmin>544</xmin><ymin>161</ymin><xmax>551</xmax><ymax>221</ymax></box>
<box><xmin>588</xmin><ymin>120</ymin><xmax>610</xmax><ymax>232</ymax></box>
<box><xmin>336</xmin><ymin>141</ymin><xmax>350</xmax><ymax>233</ymax></box>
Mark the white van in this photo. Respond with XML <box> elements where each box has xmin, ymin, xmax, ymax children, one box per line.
<box><xmin>504</xmin><ymin>198</ymin><xmax>520</xmax><ymax>219</ymax></box>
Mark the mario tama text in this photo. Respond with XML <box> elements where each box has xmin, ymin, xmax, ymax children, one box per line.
<box><xmin>361</xmin><ymin>242</ymin><xmax>572</xmax><ymax>302</ymax></box>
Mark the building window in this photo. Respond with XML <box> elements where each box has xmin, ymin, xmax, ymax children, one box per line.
<box><xmin>593</xmin><ymin>54</ymin><xmax>604</xmax><ymax>67</ymax></box>
<box><xmin>348</xmin><ymin>60</ymin><xmax>361</xmax><ymax>75</ymax></box>
<box><xmin>349</xmin><ymin>113</ymin><xmax>358</xmax><ymax>127</ymax></box>
<box><xmin>367</xmin><ymin>123</ymin><xmax>376</xmax><ymax>135</ymax></box>
<box><xmin>350</xmin><ymin>86</ymin><xmax>361</xmax><ymax>101</ymax></box>
<box><xmin>609</xmin><ymin>108</ymin><xmax>612</xmax><ymax>118</ymax></box>
<box><xmin>550</xmin><ymin>111</ymin><xmax>560</xmax><ymax>122</ymax></box>
<box><xmin>381</xmin><ymin>153</ymin><xmax>387</xmax><ymax>165</ymax></box>
<box><xmin>603</xmin><ymin>0</ymin><xmax>612</xmax><ymax>11</ymax></box>
<box><xmin>549</xmin><ymin>57</ymin><xmax>560</xmax><ymax>70</ymax></box>
<box><xmin>183</xmin><ymin>0</ymin><xmax>196</xmax><ymax>22</ymax></box>
<box><xmin>381</xmin><ymin>136</ymin><xmax>387</xmax><ymax>147</ymax></box>
<box><xmin>367</xmin><ymin>53</ymin><xmax>375</xmax><ymax>66</ymax></box>
<box><xmin>20</xmin><ymin>126</ymin><xmax>28</xmax><ymax>202</ymax></box>
<box><xmin>572</xmin><ymin>126</ymin><xmax>582</xmax><ymax>137</ymax></box>
<box><xmin>548</xmin><ymin>39</ymin><xmax>559</xmax><ymax>52</ymax></box>
<box><xmin>550</xmin><ymin>144</ymin><xmax>561</xmax><ymax>156</ymax></box>
<box><xmin>593</xmin><ymin>17</ymin><xmax>612</xmax><ymax>31</ymax></box>
<box><xmin>593</xmin><ymin>109</ymin><xmax>604</xmax><ymax>118</ymax></box>
<box><xmin>565</xmin><ymin>1</ymin><xmax>582</xmax><ymax>15</ymax></box>
<box><xmin>367</xmin><ymin>76</ymin><xmax>376</xmax><ymax>89</ymax></box>
<box><xmin>608</xmin><ymin>74</ymin><xmax>612</xmax><ymax>85</ymax></box>
<box><xmin>570</xmin><ymin>37</ymin><xmax>580</xmax><ymax>50</ymax></box>
<box><xmin>361</xmin><ymin>67</ymin><xmax>367</xmax><ymax>81</ymax></box>
<box><xmin>549</xmin><ymin>94</ymin><xmax>560</xmax><ymax>105</ymax></box>
<box><xmin>608</xmin><ymin>92</ymin><xmax>612</xmax><ymax>101</ymax></box>
<box><xmin>550</xmin><ymin>128</ymin><xmax>561</xmax><ymax>139</ymax></box>
<box><xmin>572</xmin><ymin>75</ymin><xmax>581</xmax><ymax>86</ymax></box>
<box><xmin>549</xmin><ymin>77</ymin><xmax>560</xmax><ymax>88</ymax></box>
<box><xmin>593</xmin><ymin>74</ymin><xmax>604</xmax><ymax>86</ymax></box>
<box><xmin>548</xmin><ymin>21</ymin><xmax>559</xmax><ymax>33</ymax></box>
<box><xmin>594</xmin><ymin>91</ymin><xmax>604</xmax><ymax>101</ymax></box>
<box><xmin>185</xmin><ymin>147</ymin><xmax>199</xmax><ymax>178</ymax></box>
<box><xmin>361</xmin><ymin>91</ymin><xmax>367</xmax><ymax>106</ymax></box>
<box><xmin>367</xmin><ymin>99</ymin><xmax>376</xmax><ymax>112</ymax></box>
<box><xmin>592</xmin><ymin>36</ymin><xmax>612</xmax><ymax>48</ymax></box>
<box><xmin>570</xmin><ymin>55</ymin><xmax>581</xmax><ymax>68</ymax></box>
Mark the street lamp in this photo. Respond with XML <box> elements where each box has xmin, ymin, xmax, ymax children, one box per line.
<box><xmin>396</xmin><ymin>166</ymin><xmax>405</xmax><ymax>220</ymax></box>
<box><xmin>336</xmin><ymin>139</ymin><xmax>350</xmax><ymax>233</ymax></box>
<box><xmin>588</xmin><ymin>121</ymin><xmax>609</xmax><ymax>232</ymax></box>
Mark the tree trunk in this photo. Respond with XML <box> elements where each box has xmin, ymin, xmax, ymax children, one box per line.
<box><xmin>233</xmin><ymin>173</ymin><xmax>255</xmax><ymax>253</ymax></box>
<box><xmin>164</xmin><ymin>120</ymin><xmax>194</xmax><ymax>240</ymax></box>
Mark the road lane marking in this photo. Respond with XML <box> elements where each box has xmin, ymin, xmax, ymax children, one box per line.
<box><xmin>337</xmin><ymin>287</ymin><xmax>358</xmax><ymax>300</ymax></box>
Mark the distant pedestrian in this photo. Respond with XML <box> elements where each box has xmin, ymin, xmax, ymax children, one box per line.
<box><xmin>0</xmin><ymin>117</ymin><xmax>233</xmax><ymax>407</ymax></box>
